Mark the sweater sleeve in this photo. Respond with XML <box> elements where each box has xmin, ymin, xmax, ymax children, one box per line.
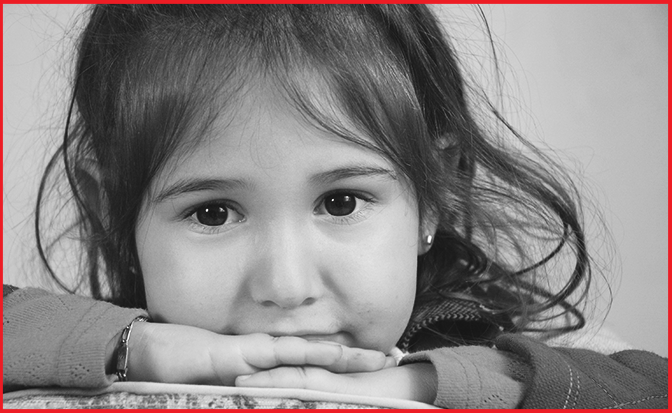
<box><xmin>400</xmin><ymin>332</ymin><xmax>667</xmax><ymax>409</ymax></box>
<box><xmin>495</xmin><ymin>333</ymin><xmax>668</xmax><ymax>409</ymax></box>
<box><xmin>3</xmin><ymin>286</ymin><xmax>148</xmax><ymax>390</ymax></box>
<box><xmin>399</xmin><ymin>345</ymin><xmax>530</xmax><ymax>408</ymax></box>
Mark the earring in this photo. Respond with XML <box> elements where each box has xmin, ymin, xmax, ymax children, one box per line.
<box><xmin>424</xmin><ymin>234</ymin><xmax>434</xmax><ymax>245</ymax></box>
<box><xmin>128</xmin><ymin>256</ymin><xmax>139</xmax><ymax>276</ymax></box>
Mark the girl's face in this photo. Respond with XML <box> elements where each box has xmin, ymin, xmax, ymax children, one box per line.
<box><xmin>135</xmin><ymin>87</ymin><xmax>425</xmax><ymax>353</ymax></box>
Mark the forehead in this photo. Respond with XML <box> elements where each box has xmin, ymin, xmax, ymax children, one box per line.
<box><xmin>150</xmin><ymin>80</ymin><xmax>396</xmax><ymax>191</ymax></box>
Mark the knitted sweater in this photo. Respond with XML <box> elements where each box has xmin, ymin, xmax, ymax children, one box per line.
<box><xmin>3</xmin><ymin>286</ymin><xmax>667</xmax><ymax>408</ymax></box>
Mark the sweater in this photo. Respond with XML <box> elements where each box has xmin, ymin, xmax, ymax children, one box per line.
<box><xmin>3</xmin><ymin>285</ymin><xmax>668</xmax><ymax>408</ymax></box>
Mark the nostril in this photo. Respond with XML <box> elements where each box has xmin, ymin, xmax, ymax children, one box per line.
<box><xmin>302</xmin><ymin>297</ymin><xmax>316</xmax><ymax>306</ymax></box>
<box><xmin>260</xmin><ymin>296</ymin><xmax>316</xmax><ymax>309</ymax></box>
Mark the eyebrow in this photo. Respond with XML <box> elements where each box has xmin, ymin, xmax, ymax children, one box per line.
<box><xmin>152</xmin><ymin>165</ymin><xmax>397</xmax><ymax>204</ymax></box>
<box><xmin>152</xmin><ymin>178</ymin><xmax>249</xmax><ymax>204</ymax></box>
<box><xmin>309</xmin><ymin>166</ymin><xmax>397</xmax><ymax>186</ymax></box>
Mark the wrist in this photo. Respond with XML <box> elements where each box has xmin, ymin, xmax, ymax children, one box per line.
<box><xmin>125</xmin><ymin>319</ymin><xmax>151</xmax><ymax>381</ymax></box>
<box><xmin>114</xmin><ymin>316</ymin><xmax>149</xmax><ymax>381</ymax></box>
<box><xmin>400</xmin><ymin>363</ymin><xmax>438</xmax><ymax>404</ymax></box>
<box><xmin>106</xmin><ymin>330</ymin><xmax>123</xmax><ymax>375</ymax></box>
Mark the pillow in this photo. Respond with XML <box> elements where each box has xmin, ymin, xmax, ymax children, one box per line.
<box><xmin>3</xmin><ymin>382</ymin><xmax>438</xmax><ymax>409</ymax></box>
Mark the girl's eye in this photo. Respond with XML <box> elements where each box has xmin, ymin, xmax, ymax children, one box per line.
<box><xmin>316</xmin><ymin>191</ymin><xmax>376</xmax><ymax>225</ymax></box>
<box><xmin>188</xmin><ymin>203</ymin><xmax>245</xmax><ymax>230</ymax></box>
<box><xmin>324</xmin><ymin>194</ymin><xmax>357</xmax><ymax>216</ymax></box>
<box><xmin>195</xmin><ymin>205</ymin><xmax>229</xmax><ymax>226</ymax></box>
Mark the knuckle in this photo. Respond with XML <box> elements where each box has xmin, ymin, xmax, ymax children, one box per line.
<box><xmin>328</xmin><ymin>346</ymin><xmax>347</xmax><ymax>371</ymax></box>
<box><xmin>259</xmin><ymin>333</ymin><xmax>275</xmax><ymax>342</ymax></box>
<box><xmin>246</xmin><ymin>332</ymin><xmax>273</xmax><ymax>346</ymax></box>
<box><xmin>274</xmin><ymin>336</ymin><xmax>309</xmax><ymax>365</ymax></box>
<box><xmin>270</xmin><ymin>366</ymin><xmax>311</xmax><ymax>388</ymax></box>
<box><xmin>292</xmin><ymin>366</ymin><xmax>310</xmax><ymax>387</ymax></box>
<box><xmin>272</xmin><ymin>341</ymin><xmax>282</xmax><ymax>365</ymax></box>
<box><xmin>296</xmin><ymin>366</ymin><xmax>310</xmax><ymax>381</ymax></box>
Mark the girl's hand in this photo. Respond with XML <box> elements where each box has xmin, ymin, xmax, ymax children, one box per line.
<box><xmin>124</xmin><ymin>322</ymin><xmax>389</xmax><ymax>385</ymax></box>
<box><xmin>234</xmin><ymin>363</ymin><xmax>438</xmax><ymax>404</ymax></box>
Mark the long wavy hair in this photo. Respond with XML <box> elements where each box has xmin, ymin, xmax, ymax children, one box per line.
<box><xmin>37</xmin><ymin>4</ymin><xmax>593</xmax><ymax>343</ymax></box>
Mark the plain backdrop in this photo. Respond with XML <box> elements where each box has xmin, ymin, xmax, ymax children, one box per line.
<box><xmin>3</xmin><ymin>5</ymin><xmax>667</xmax><ymax>356</ymax></box>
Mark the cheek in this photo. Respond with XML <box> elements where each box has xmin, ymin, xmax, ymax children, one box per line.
<box><xmin>336</xmin><ymin>206</ymin><xmax>419</xmax><ymax>351</ymax></box>
<box><xmin>135</xmin><ymin>217</ymin><xmax>242</xmax><ymax>327</ymax></box>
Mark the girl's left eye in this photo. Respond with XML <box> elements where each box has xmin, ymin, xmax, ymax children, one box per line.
<box><xmin>186</xmin><ymin>202</ymin><xmax>245</xmax><ymax>233</ymax></box>
<box><xmin>315</xmin><ymin>192</ymin><xmax>375</xmax><ymax>224</ymax></box>
<box><xmin>324</xmin><ymin>194</ymin><xmax>357</xmax><ymax>216</ymax></box>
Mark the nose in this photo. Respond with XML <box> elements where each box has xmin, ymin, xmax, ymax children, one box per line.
<box><xmin>248</xmin><ymin>220</ymin><xmax>322</xmax><ymax>309</ymax></box>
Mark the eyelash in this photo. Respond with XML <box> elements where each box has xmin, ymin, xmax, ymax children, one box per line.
<box><xmin>182</xmin><ymin>191</ymin><xmax>377</xmax><ymax>234</ymax></box>
<box><xmin>314</xmin><ymin>191</ymin><xmax>376</xmax><ymax>226</ymax></box>
<box><xmin>183</xmin><ymin>201</ymin><xmax>245</xmax><ymax>235</ymax></box>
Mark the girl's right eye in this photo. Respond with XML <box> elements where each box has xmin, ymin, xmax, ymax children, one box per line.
<box><xmin>188</xmin><ymin>203</ymin><xmax>245</xmax><ymax>231</ymax></box>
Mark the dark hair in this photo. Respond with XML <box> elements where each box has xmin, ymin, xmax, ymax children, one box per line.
<box><xmin>37</xmin><ymin>4</ymin><xmax>592</xmax><ymax>341</ymax></box>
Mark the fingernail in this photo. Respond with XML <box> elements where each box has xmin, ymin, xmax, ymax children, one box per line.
<box><xmin>237</xmin><ymin>374</ymin><xmax>251</xmax><ymax>382</ymax></box>
<box><xmin>388</xmin><ymin>347</ymin><xmax>405</xmax><ymax>364</ymax></box>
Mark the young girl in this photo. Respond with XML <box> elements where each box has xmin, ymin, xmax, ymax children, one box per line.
<box><xmin>3</xmin><ymin>5</ymin><xmax>666</xmax><ymax>408</ymax></box>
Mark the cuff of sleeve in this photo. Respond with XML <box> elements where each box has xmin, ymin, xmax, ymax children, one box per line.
<box><xmin>58</xmin><ymin>300</ymin><xmax>148</xmax><ymax>387</ymax></box>
<box><xmin>400</xmin><ymin>346</ymin><xmax>529</xmax><ymax>408</ymax></box>
<box><xmin>3</xmin><ymin>288</ymin><xmax>148</xmax><ymax>388</ymax></box>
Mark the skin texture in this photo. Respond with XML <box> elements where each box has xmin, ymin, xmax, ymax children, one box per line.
<box><xmin>124</xmin><ymin>323</ymin><xmax>393</xmax><ymax>385</ymax></box>
<box><xmin>236</xmin><ymin>362</ymin><xmax>438</xmax><ymax>403</ymax></box>
<box><xmin>132</xmin><ymin>84</ymin><xmax>438</xmax><ymax>401</ymax></box>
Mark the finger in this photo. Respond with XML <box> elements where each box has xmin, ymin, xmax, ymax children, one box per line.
<box><xmin>242</xmin><ymin>335</ymin><xmax>386</xmax><ymax>373</ymax></box>
<box><xmin>241</xmin><ymin>335</ymin><xmax>339</xmax><ymax>368</ymax></box>
<box><xmin>236</xmin><ymin>364</ymin><xmax>436</xmax><ymax>403</ymax></box>
<box><xmin>326</xmin><ymin>345</ymin><xmax>387</xmax><ymax>373</ymax></box>
<box><xmin>235</xmin><ymin>366</ymin><xmax>344</xmax><ymax>392</ymax></box>
<box><xmin>383</xmin><ymin>355</ymin><xmax>398</xmax><ymax>369</ymax></box>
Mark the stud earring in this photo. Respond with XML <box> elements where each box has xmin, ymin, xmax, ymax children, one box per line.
<box><xmin>424</xmin><ymin>234</ymin><xmax>434</xmax><ymax>245</ymax></box>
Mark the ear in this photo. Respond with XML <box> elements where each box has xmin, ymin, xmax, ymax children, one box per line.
<box><xmin>417</xmin><ymin>207</ymin><xmax>439</xmax><ymax>255</ymax></box>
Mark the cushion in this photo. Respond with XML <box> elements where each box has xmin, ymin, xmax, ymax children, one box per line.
<box><xmin>3</xmin><ymin>382</ymin><xmax>438</xmax><ymax>409</ymax></box>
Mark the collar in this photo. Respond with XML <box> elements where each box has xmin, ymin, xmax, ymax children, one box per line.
<box><xmin>398</xmin><ymin>296</ymin><xmax>511</xmax><ymax>352</ymax></box>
